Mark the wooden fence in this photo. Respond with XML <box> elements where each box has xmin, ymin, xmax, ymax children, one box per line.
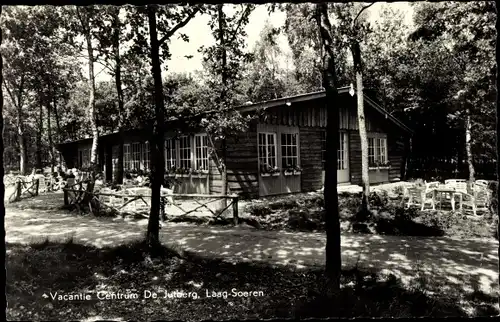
<box><xmin>63</xmin><ymin>186</ymin><xmax>240</xmax><ymax>225</ymax></box>
<box><xmin>5</xmin><ymin>174</ymin><xmax>66</xmax><ymax>203</ymax></box>
<box><xmin>7</xmin><ymin>178</ymin><xmax>40</xmax><ymax>203</ymax></box>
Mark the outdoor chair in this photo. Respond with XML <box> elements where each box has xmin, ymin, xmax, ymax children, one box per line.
<box><xmin>445</xmin><ymin>179</ymin><xmax>467</xmax><ymax>184</ymax></box>
<box><xmin>425</xmin><ymin>181</ymin><xmax>440</xmax><ymax>189</ymax></box>
<box><xmin>37</xmin><ymin>176</ymin><xmax>48</xmax><ymax>193</ymax></box>
<box><xmin>444</xmin><ymin>180</ymin><xmax>467</xmax><ymax>193</ymax></box>
<box><xmin>475</xmin><ymin>180</ymin><xmax>489</xmax><ymax>187</ymax></box>
<box><xmin>405</xmin><ymin>186</ymin><xmax>435</xmax><ymax>211</ymax></box>
<box><xmin>460</xmin><ymin>186</ymin><xmax>490</xmax><ymax>216</ymax></box>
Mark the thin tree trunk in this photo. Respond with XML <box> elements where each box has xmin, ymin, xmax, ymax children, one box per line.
<box><xmin>496</xmin><ymin>77</ymin><xmax>500</xmax><ymax>309</ymax></box>
<box><xmin>316</xmin><ymin>2</ymin><xmax>341</xmax><ymax>300</ymax></box>
<box><xmin>113</xmin><ymin>7</ymin><xmax>125</xmax><ymax>184</ymax></box>
<box><xmin>465</xmin><ymin>107</ymin><xmax>475</xmax><ymax>186</ymax></box>
<box><xmin>53</xmin><ymin>95</ymin><xmax>63</xmax><ymax>170</ymax></box>
<box><xmin>4</xmin><ymin>76</ymin><xmax>27</xmax><ymax>174</ymax></box>
<box><xmin>16</xmin><ymin>105</ymin><xmax>27</xmax><ymax>175</ymax></box>
<box><xmin>87</xmin><ymin>35</ymin><xmax>98</xmax><ymax>177</ymax></box>
<box><xmin>352</xmin><ymin>41</ymin><xmax>370</xmax><ymax>212</ymax></box>
<box><xmin>1</xmin><ymin>6</ymin><xmax>5</xmax><ymax>220</ymax></box>
<box><xmin>36</xmin><ymin>97</ymin><xmax>43</xmax><ymax>169</ymax></box>
<box><xmin>78</xmin><ymin>7</ymin><xmax>99</xmax><ymax>180</ymax></box>
<box><xmin>146</xmin><ymin>5</ymin><xmax>166</xmax><ymax>248</ymax></box>
<box><xmin>218</xmin><ymin>4</ymin><xmax>228</xmax><ymax>208</ymax></box>
<box><xmin>47</xmin><ymin>99</ymin><xmax>54</xmax><ymax>173</ymax></box>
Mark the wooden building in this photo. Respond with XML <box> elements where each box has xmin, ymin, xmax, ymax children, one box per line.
<box><xmin>56</xmin><ymin>87</ymin><xmax>412</xmax><ymax>198</ymax></box>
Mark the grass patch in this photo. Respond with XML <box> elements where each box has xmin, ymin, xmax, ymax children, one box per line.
<box><xmin>7</xmin><ymin>239</ymin><xmax>496</xmax><ymax>320</ymax></box>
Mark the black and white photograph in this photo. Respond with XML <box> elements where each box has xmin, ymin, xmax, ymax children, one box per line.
<box><xmin>2</xmin><ymin>1</ymin><xmax>498</xmax><ymax>320</ymax></box>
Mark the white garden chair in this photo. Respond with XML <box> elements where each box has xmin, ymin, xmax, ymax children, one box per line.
<box><xmin>460</xmin><ymin>186</ymin><xmax>490</xmax><ymax>216</ymax></box>
<box><xmin>405</xmin><ymin>186</ymin><xmax>435</xmax><ymax>211</ymax></box>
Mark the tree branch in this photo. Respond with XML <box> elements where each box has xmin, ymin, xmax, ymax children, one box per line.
<box><xmin>158</xmin><ymin>7</ymin><xmax>201</xmax><ymax>45</ymax></box>
<box><xmin>95</xmin><ymin>59</ymin><xmax>115</xmax><ymax>75</ymax></box>
<box><xmin>315</xmin><ymin>3</ymin><xmax>335</xmax><ymax>60</ymax></box>
<box><xmin>353</xmin><ymin>2</ymin><xmax>375</xmax><ymax>26</ymax></box>
<box><xmin>227</xmin><ymin>5</ymin><xmax>253</xmax><ymax>45</ymax></box>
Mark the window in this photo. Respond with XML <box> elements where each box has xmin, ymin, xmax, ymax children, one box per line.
<box><xmin>178</xmin><ymin>136</ymin><xmax>191</xmax><ymax>170</ymax></box>
<box><xmin>194</xmin><ymin>134</ymin><xmax>209</xmax><ymax>171</ymax></box>
<box><xmin>368</xmin><ymin>135</ymin><xmax>388</xmax><ymax>166</ymax></box>
<box><xmin>123</xmin><ymin>144</ymin><xmax>131</xmax><ymax>170</ymax></box>
<box><xmin>131</xmin><ymin>142</ymin><xmax>141</xmax><ymax>170</ymax></box>
<box><xmin>321</xmin><ymin>131</ymin><xmax>348</xmax><ymax>170</ymax></box>
<box><xmin>258</xmin><ymin>132</ymin><xmax>277</xmax><ymax>171</ymax></box>
<box><xmin>338</xmin><ymin>133</ymin><xmax>347</xmax><ymax>170</ymax></box>
<box><xmin>79</xmin><ymin>149</ymin><xmax>90</xmax><ymax>168</ymax></box>
<box><xmin>165</xmin><ymin>138</ymin><xmax>176</xmax><ymax>170</ymax></box>
<box><xmin>281</xmin><ymin>133</ymin><xmax>299</xmax><ymax>168</ymax></box>
<box><xmin>321</xmin><ymin>131</ymin><xmax>326</xmax><ymax>170</ymax></box>
<box><xmin>368</xmin><ymin>138</ymin><xmax>375</xmax><ymax>165</ymax></box>
<box><xmin>377</xmin><ymin>138</ymin><xmax>387</xmax><ymax>164</ymax></box>
<box><xmin>142</xmin><ymin>141</ymin><xmax>151</xmax><ymax>171</ymax></box>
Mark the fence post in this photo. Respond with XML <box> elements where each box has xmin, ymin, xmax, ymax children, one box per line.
<box><xmin>35</xmin><ymin>179</ymin><xmax>40</xmax><ymax>196</ymax></box>
<box><xmin>64</xmin><ymin>188</ymin><xmax>68</xmax><ymax>206</ymax></box>
<box><xmin>160</xmin><ymin>197</ymin><xmax>166</xmax><ymax>222</ymax></box>
<box><xmin>232</xmin><ymin>195</ymin><xmax>239</xmax><ymax>225</ymax></box>
<box><xmin>15</xmin><ymin>181</ymin><xmax>21</xmax><ymax>201</ymax></box>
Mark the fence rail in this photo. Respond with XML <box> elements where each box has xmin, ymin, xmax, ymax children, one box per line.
<box><xmin>63</xmin><ymin>186</ymin><xmax>239</xmax><ymax>225</ymax></box>
<box><xmin>8</xmin><ymin>178</ymin><xmax>40</xmax><ymax>203</ymax></box>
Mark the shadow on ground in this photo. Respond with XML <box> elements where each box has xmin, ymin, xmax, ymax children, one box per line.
<box><xmin>5</xmin><ymin>192</ymin><xmax>499</xmax><ymax>310</ymax></box>
<box><xmin>6</xmin><ymin>240</ymin><xmax>498</xmax><ymax>320</ymax></box>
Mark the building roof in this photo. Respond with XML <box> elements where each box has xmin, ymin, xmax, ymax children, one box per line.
<box><xmin>57</xmin><ymin>87</ymin><xmax>412</xmax><ymax>147</ymax></box>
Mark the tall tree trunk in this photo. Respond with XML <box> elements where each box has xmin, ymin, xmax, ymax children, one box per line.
<box><xmin>316</xmin><ymin>3</ymin><xmax>341</xmax><ymax>300</ymax></box>
<box><xmin>465</xmin><ymin>107</ymin><xmax>475</xmax><ymax>186</ymax></box>
<box><xmin>36</xmin><ymin>97</ymin><xmax>43</xmax><ymax>169</ymax></box>
<box><xmin>218</xmin><ymin>4</ymin><xmax>228</xmax><ymax>207</ymax></box>
<box><xmin>53</xmin><ymin>95</ymin><xmax>63</xmax><ymax>170</ymax></box>
<box><xmin>496</xmin><ymin>76</ymin><xmax>500</xmax><ymax>308</ymax></box>
<box><xmin>86</xmin><ymin>35</ymin><xmax>98</xmax><ymax>177</ymax></box>
<box><xmin>47</xmin><ymin>99</ymin><xmax>54</xmax><ymax>173</ymax></box>
<box><xmin>146</xmin><ymin>5</ymin><xmax>166</xmax><ymax>248</ymax></box>
<box><xmin>1</xmin><ymin>8</ymin><xmax>5</xmax><ymax>222</ymax></box>
<box><xmin>112</xmin><ymin>7</ymin><xmax>125</xmax><ymax>184</ymax></box>
<box><xmin>352</xmin><ymin>41</ymin><xmax>370</xmax><ymax>212</ymax></box>
<box><xmin>16</xmin><ymin>105</ymin><xmax>27</xmax><ymax>175</ymax></box>
<box><xmin>78</xmin><ymin>7</ymin><xmax>99</xmax><ymax>179</ymax></box>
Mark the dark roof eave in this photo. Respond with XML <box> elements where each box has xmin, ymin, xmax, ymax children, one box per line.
<box><xmin>57</xmin><ymin>87</ymin><xmax>412</xmax><ymax>147</ymax></box>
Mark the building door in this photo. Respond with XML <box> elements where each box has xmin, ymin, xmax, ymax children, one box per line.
<box><xmin>337</xmin><ymin>131</ymin><xmax>349</xmax><ymax>183</ymax></box>
<box><xmin>257</xmin><ymin>124</ymin><xmax>301</xmax><ymax>196</ymax></box>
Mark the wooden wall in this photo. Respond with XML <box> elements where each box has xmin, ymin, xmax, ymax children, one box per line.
<box><xmin>260</xmin><ymin>96</ymin><xmax>383</xmax><ymax>131</ymax></box>
<box><xmin>210</xmin><ymin>124</ymin><xmax>259</xmax><ymax>198</ymax></box>
<box><xmin>349</xmin><ymin>131</ymin><xmax>362</xmax><ymax>185</ymax></box>
<box><xmin>299</xmin><ymin>127</ymin><xmax>324</xmax><ymax>192</ymax></box>
<box><xmin>388</xmin><ymin>130</ymin><xmax>407</xmax><ymax>182</ymax></box>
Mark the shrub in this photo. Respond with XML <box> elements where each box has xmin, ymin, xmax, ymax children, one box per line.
<box><xmin>246</xmin><ymin>203</ymin><xmax>273</xmax><ymax>217</ymax></box>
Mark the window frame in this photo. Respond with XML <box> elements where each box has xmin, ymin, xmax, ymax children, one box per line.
<box><xmin>142</xmin><ymin>141</ymin><xmax>151</xmax><ymax>171</ymax></box>
<box><xmin>178</xmin><ymin>135</ymin><xmax>192</xmax><ymax>170</ymax></box>
<box><xmin>281</xmin><ymin>132</ymin><xmax>299</xmax><ymax>169</ymax></box>
<box><xmin>367</xmin><ymin>133</ymin><xmax>388</xmax><ymax>168</ymax></box>
<box><xmin>194</xmin><ymin>134</ymin><xmax>209</xmax><ymax>172</ymax></box>
<box><xmin>163</xmin><ymin>133</ymin><xmax>212</xmax><ymax>175</ymax></box>
<box><xmin>258</xmin><ymin>132</ymin><xmax>278</xmax><ymax>173</ymax></box>
<box><xmin>123</xmin><ymin>144</ymin><xmax>131</xmax><ymax>170</ymax></box>
<box><xmin>165</xmin><ymin>138</ymin><xmax>177</xmax><ymax>171</ymax></box>
<box><xmin>131</xmin><ymin>142</ymin><xmax>141</xmax><ymax>170</ymax></box>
